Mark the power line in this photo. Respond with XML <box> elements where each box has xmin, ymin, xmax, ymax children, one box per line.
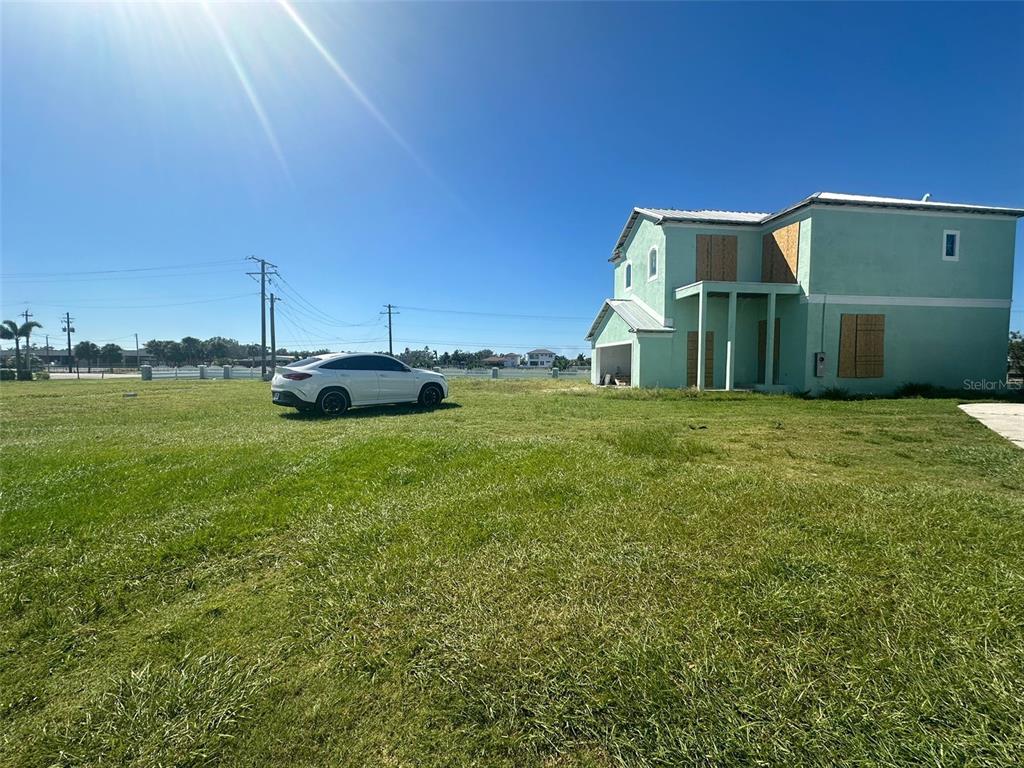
<box><xmin>10</xmin><ymin>293</ymin><xmax>257</xmax><ymax>310</ymax></box>
<box><xmin>2</xmin><ymin>268</ymin><xmax>243</xmax><ymax>285</ymax></box>
<box><xmin>268</xmin><ymin>282</ymin><xmax>381</xmax><ymax>328</ymax></box>
<box><xmin>395</xmin><ymin>304</ymin><xmax>591</xmax><ymax>321</ymax></box>
<box><xmin>1</xmin><ymin>258</ymin><xmax>242</xmax><ymax>278</ymax></box>
<box><xmin>272</xmin><ymin>274</ymin><xmax>379</xmax><ymax>327</ymax></box>
<box><xmin>399</xmin><ymin>336</ymin><xmax>592</xmax><ymax>350</ymax></box>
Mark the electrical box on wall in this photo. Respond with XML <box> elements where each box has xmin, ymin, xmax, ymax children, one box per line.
<box><xmin>814</xmin><ymin>352</ymin><xmax>826</xmax><ymax>377</ymax></box>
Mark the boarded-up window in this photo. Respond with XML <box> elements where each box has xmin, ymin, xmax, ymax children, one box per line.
<box><xmin>686</xmin><ymin>331</ymin><xmax>715</xmax><ymax>388</ymax></box>
<box><xmin>757</xmin><ymin>318</ymin><xmax>781</xmax><ymax>385</ymax></box>
<box><xmin>761</xmin><ymin>222</ymin><xmax>800</xmax><ymax>283</ymax></box>
<box><xmin>837</xmin><ymin>314</ymin><xmax>885</xmax><ymax>378</ymax></box>
<box><xmin>696</xmin><ymin>235</ymin><xmax>738</xmax><ymax>282</ymax></box>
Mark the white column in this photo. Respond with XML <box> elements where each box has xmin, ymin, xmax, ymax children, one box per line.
<box><xmin>726</xmin><ymin>291</ymin><xmax>737</xmax><ymax>391</ymax></box>
<box><xmin>765</xmin><ymin>291</ymin><xmax>777</xmax><ymax>387</ymax></box>
<box><xmin>696</xmin><ymin>285</ymin><xmax>707</xmax><ymax>391</ymax></box>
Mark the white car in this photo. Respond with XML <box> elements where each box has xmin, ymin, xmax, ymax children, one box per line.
<box><xmin>271</xmin><ymin>353</ymin><xmax>448</xmax><ymax>416</ymax></box>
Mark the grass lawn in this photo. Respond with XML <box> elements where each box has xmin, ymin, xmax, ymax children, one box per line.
<box><xmin>1</xmin><ymin>378</ymin><xmax>1022</xmax><ymax>767</ymax></box>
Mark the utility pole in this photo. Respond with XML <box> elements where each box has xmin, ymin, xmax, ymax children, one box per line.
<box><xmin>381</xmin><ymin>303</ymin><xmax>399</xmax><ymax>356</ymax></box>
<box><xmin>268</xmin><ymin>293</ymin><xmax>281</xmax><ymax>371</ymax></box>
<box><xmin>134</xmin><ymin>333</ymin><xmax>140</xmax><ymax>371</ymax></box>
<box><xmin>19</xmin><ymin>310</ymin><xmax>33</xmax><ymax>372</ymax></box>
<box><xmin>44</xmin><ymin>334</ymin><xmax>50</xmax><ymax>369</ymax></box>
<box><xmin>61</xmin><ymin>312</ymin><xmax>75</xmax><ymax>373</ymax></box>
<box><xmin>246</xmin><ymin>256</ymin><xmax>278</xmax><ymax>378</ymax></box>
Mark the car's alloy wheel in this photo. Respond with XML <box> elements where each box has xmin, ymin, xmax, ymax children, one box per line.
<box><xmin>319</xmin><ymin>390</ymin><xmax>348</xmax><ymax>416</ymax></box>
<box><xmin>419</xmin><ymin>385</ymin><xmax>442</xmax><ymax>407</ymax></box>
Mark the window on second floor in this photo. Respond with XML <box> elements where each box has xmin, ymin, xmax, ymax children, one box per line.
<box><xmin>648</xmin><ymin>247</ymin><xmax>658</xmax><ymax>279</ymax></box>
<box><xmin>624</xmin><ymin>263</ymin><xmax>632</xmax><ymax>289</ymax></box>
<box><xmin>943</xmin><ymin>230</ymin><xmax>960</xmax><ymax>261</ymax></box>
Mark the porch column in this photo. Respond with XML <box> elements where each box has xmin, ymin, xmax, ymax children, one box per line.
<box><xmin>726</xmin><ymin>291</ymin><xmax>737</xmax><ymax>391</ymax></box>
<box><xmin>765</xmin><ymin>291</ymin><xmax>777</xmax><ymax>387</ymax></box>
<box><xmin>696</xmin><ymin>284</ymin><xmax>707</xmax><ymax>391</ymax></box>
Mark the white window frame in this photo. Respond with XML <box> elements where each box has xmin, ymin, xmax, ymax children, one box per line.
<box><xmin>624</xmin><ymin>262</ymin><xmax>632</xmax><ymax>290</ymax></box>
<box><xmin>942</xmin><ymin>230</ymin><xmax>960</xmax><ymax>262</ymax></box>
<box><xmin>647</xmin><ymin>246</ymin><xmax>658</xmax><ymax>281</ymax></box>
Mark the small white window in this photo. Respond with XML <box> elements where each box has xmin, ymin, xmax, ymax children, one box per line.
<box><xmin>624</xmin><ymin>263</ymin><xmax>632</xmax><ymax>289</ymax></box>
<box><xmin>648</xmin><ymin>247</ymin><xmax>658</xmax><ymax>279</ymax></box>
<box><xmin>942</xmin><ymin>230</ymin><xmax>959</xmax><ymax>261</ymax></box>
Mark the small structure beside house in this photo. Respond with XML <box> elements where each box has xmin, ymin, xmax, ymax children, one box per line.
<box><xmin>482</xmin><ymin>353</ymin><xmax>520</xmax><ymax>368</ymax></box>
<box><xmin>524</xmin><ymin>348</ymin><xmax>556</xmax><ymax>368</ymax></box>
<box><xmin>587</xmin><ymin>192</ymin><xmax>1023</xmax><ymax>393</ymax></box>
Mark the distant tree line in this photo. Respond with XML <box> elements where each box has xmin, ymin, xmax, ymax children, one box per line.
<box><xmin>393</xmin><ymin>346</ymin><xmax>591</xmax><ymax>369</ymax></box>
<box><xmin>139</xmin><ymin>337</ymin><xmax>333</xmax><ymax>367</ymax></box>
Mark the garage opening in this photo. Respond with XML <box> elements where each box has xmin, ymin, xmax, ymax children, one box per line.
<box><xmin>595</xmin><ymin>343</ymin><xmax>632</xmax><ymax>386</ymax></box>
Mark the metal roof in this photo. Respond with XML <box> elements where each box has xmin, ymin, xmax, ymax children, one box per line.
<box><xmin>612</xmin><ymin>192</ymin><xmax>1024</xmax><ymax>259</ymax></box>
<box><xmin>585</xmin><ymin>299</ymin><xmax>673</xmax><ymax>341</ymax></box>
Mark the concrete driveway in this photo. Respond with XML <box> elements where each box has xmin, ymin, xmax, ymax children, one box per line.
<box><xmin>959</xmin><ymin>403</ymin><xmax>1024</xmax><ymax>449</ymax></box>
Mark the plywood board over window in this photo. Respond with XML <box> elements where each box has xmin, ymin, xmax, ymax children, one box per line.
<box><xmin>696</xmin><ymin>235</ymin><xmax>738</xmax><ymax>282</ymax></box>
<box><xmin>686</xmin><ymin>331</ymin><xmax>715</xmax><ymax>388</ymax></box>
<box><xmin>761</xmin><ymin>222</ymin><xmax>800</xmax><ymax>283</ymax></box>
<box><xmin>838</xmin><ymin>314</ymin><xmax>885</xmax><ymax>378</ymax></box>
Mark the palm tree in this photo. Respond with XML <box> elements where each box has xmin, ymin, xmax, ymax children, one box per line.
<box><xmin>19</xmin><ymin>321</ymin><xmax>42</xmax><ymax>373</ymax></box>
<box><xmin>0</xmin><ymin>320</ymin><xmax>20</xmax><ymax>371</ymax></box>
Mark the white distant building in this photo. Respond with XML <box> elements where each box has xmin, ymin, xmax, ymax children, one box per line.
<box><xmin>524</xmin><ymin>348</ymin><xmax>556</xmax><ymax>368</ymax></box>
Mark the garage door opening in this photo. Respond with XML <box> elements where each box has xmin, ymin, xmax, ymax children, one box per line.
<box><xmin>595</xmin><ymin>343</ymin><xmax>632</xmax><ymax>386</ymax></box>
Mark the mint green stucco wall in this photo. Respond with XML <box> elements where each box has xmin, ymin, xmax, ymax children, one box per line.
<box><xmin>663</xmin><ymin>226</ymin><xmax>764</xmax><ymax>286</ymax></box>
<box><xmin>592</xmin><ymin>309</ymin><xmax>634</xmax><ymax>346</ymax></box>
<box><xmin>804</xmin><ymin>301</ymin><xmax>1009</xmax><ymax>394</ymax></box>
<box><xmin>635</xmin><ymin>333</ymin><xmax>680</xmax><ymax>388</ymax></box>
<box><xmin>808</xmin><ymin>209</ymin><xmax>1016</xmax><ymax>298</ymax></box>
<box><xmin>615</xmin><ymin>217</ymin><xmax>668</xmax><ymax>318</ymax></box>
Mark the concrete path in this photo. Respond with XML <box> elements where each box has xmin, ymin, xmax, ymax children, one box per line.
<box><xmin>959</xmin><ymin>403</ymin><xmax>1024</xmax><ymax>449</ymax></box>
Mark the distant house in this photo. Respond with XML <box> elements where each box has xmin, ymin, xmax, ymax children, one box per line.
<box><xmin>482</xmin><ymin>353</ymin><xmax>520</xmax><ymax>368</ymax></box>
<box><xmin>587</xmin><ymin>191</ymin><xmax>1024</xmax><ymax>393</ymax></box>
<box><xmin>524</xmin><ymin>349</ymin><xmax>556</xmax><ymax>368</ymax></box>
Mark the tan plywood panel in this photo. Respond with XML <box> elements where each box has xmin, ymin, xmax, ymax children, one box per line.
<box><xmin>696</xmin><ymin>235</ymin><xmax>712</xmax><ymax>282</ymax></box>
<box><xmin>721</xmin><ymin>235</ymin><xmax>738</xmax><ymax>281</ymax></box>
<box><xmin>762</xmin><ymin>223</ymin><xmax>799</xmax><ymax>283</ymax></box>
<box><xmin>838</xmin><ymin>314</ymin><xmax>858</xmax><ymax>378</ymax></box>
<box><xmin>855</xmin><ymin>314</ymin><xmax>885</xmax><ymax>378</ymax></box>
<box><xmin>705</xmin><ymin>331</ymin><xmax>715</xmax><ymax>388</ymax></box>
<box><xmin>686</xmin><ymin>331</ymin><xmax>698</xmax><ymax>387</ymax></box>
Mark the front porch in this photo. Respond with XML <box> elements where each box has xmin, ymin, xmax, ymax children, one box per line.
<box><xmin>674</xmin><ymin>280</ymin><xmax>804</xmax><ymax>391</ymax></box>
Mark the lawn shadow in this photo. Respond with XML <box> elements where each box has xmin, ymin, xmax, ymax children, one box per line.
<box><xmin>279</xmin><ymin>402</ymin><xmax>462</xmax><ymax>421</ymax></box>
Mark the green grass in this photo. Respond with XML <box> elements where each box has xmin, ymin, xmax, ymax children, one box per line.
<box><xmin>2</xmin><ymin>378</ymin><xmax>1023</xmax><ymax>767</ymax></box>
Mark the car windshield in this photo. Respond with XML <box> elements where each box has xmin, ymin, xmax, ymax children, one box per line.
<box><xmin>287</xmin><ymin>356</ymin><xmax>323</xmax><ymax>368</ymax></box>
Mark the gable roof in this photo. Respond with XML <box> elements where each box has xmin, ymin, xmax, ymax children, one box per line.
<box><xmin>612</xmin><ymin>192</ymin><xmax>1024</xmax><ymax>259</ymax></box>
<box><xmin>585</xmin><ymin>299</ymin><xmax>673</xmax><ymax>341</ymax></box>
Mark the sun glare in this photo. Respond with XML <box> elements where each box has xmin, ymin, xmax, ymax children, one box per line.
<box><xmin>200</xmin><ymin>1</ymin><xmax>288</xmax><ymax>175</ymax></box>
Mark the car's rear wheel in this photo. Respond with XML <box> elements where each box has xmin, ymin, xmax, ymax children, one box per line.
<box><xmin>317</xmin><ymin>389</ymin><xmax>349</xmax><ymax>417</ymax></box>
<box><xmin>418</xmin><ymin>383</ymin><xmax>443</xmax><ymax>408</ymax></box>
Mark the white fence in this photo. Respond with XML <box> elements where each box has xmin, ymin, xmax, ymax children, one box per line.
<box><xmin>143</xmin><ymin>365</ymin><xmax>591</xmax><ymax>381</ymax></box>
<box><xmin>437</xmin><ymin>366</ymin><xmax>590</xmax><ymax>379</ymax></box>
<box><xmin>148</xmin><ymin>366</ymin><xmax>264</xmax><ymax>380</ymax></box>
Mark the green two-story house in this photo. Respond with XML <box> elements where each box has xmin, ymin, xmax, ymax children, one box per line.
<box><xmin>586</xmin><ymin>192</ymin><xmax>1023</xmax><ymax>394</ymax></box>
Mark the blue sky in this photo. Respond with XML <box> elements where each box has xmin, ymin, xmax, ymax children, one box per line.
<box><xmin>2</xmin><ymin>1</ymin><xmax>1022</xmax><ymax>355</ymax></box>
